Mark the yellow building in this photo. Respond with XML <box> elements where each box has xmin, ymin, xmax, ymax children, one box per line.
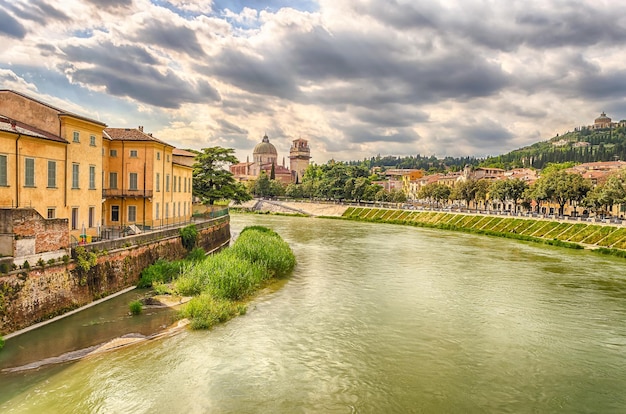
<box><xmin>0</xmin><ymin>90</ymin><xmax>106</xmax><ymax>242</ymax></box>
<box><xmin>102</xmin><ymin>127</ymin><xmax>193</xmax><ymax>232</ymax></box>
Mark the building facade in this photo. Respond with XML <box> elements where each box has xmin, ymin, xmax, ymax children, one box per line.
<box><xmin>230</xmin><ymin>134</ymin><xmax>311</xmax><ymax>184</ymax></box>
<box><xmin>0</xmin><ymin>90</ymin><xmax>194</xmax><ymax>261</ymax></box>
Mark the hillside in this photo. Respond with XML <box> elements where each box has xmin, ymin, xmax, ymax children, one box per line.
<box><xmin>480</xmin><ymin>125</ymin><xmax>626</xmax><ymax>170</ymax></box>
<box><xmin>348</xmin><ymin>125</ymin><xmax>626</xmax><ymax>172</ymax></box>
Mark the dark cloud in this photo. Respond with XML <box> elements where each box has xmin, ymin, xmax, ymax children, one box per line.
<box><xmin>60</xmin><ymin>41</ymin><xmax>220</xmax><ymax>108</ymax></box>
<box><xmin>4</xmin><ymin>0</ymin><xmax>69</xmax><ymax>25</ymax></box>
<box><xmin>134</xmin><ymin>21</ymin><xmax>207</xmax><ymax>57</ymax></box>
<box><xmin>575</xmin><ymin>70</ymin><xmax>626</xmax><ymax>101</ymax></box>
<box><xmin>200</xmin><ymin>49</ymin><xmax>299</xmax><ymax>99</ymax></box>
<box><xmin>353</xmin><ymin>105</ymin><xmax>428</xmax><ymax>128</ymax></box>
<box><xmin>83</xmin><ymin>0</ymin><xmax>133</xmax><ymax>8</ymax></box>
<box><xmin>216</xmin><ymin>118</ymin><xmax>248</xmax><ymax>135</ymax></box>
<box><xmin>455</xmin><ymin>122</ymin><xmax>514</xmax><ymax>147</ymax></box>
<box><xmin>0</xmin><ymin>8</ymin><xmax>27</xmax><ymax>39</ymax></box>
<box><xmin>342</xmin><ymin>124</ymin><xmax>420</xmax><ymax>144</ymax></box>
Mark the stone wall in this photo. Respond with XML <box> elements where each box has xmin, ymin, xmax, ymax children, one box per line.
<box><xmin>0</xmin><ymin>218</ymin><xmax>230</xmax><ymax>335</ymax></box>
<box><xmin>0</xmin><ymin>208</ymin><xmax>69</xmax><ymax>258</ymax></box>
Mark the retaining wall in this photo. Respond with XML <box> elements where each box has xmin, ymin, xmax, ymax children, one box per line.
<box><xmin>0</xmin><ymin>217</ymin><xmax>230</xmax><ymax>335</ymax></box>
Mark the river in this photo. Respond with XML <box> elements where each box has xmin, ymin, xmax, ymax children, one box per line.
<box><xmin>1</xmin><ymin>214</ymin><xmax>626</xmax><ymax>413</ymax></box>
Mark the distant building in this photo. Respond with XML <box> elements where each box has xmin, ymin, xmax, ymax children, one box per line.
<box><xmin>230</xmin><ymin>134</ymin><xmax>311</xmax><ymax>184</ymax></box>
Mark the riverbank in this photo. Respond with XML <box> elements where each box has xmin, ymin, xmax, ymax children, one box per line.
<box><xmin>342</xmin><ymin>207</ymin><xmax>626</xmax><ymax>256</ymax></box>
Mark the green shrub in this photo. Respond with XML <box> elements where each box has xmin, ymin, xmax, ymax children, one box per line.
<box><xmin>179</xmin><ymin>224</ymin><xmax>199</xmax><ymax>251</ymax></box>
<box><xmin>186</xmin><ymin>247</ymin><xmax>206</xmax><ymax>262</ymax></box>
<box><xmin>22</xmin><ymin>260</ymin><xmax>30</xmax><ymax>270</ymax></box>
<box><xmin>153</xmin><ymin>282</ymin><xmax>173</xmax><ymax>295</ymax></box>
<box><xmin>180</xmin><ymin>294</ymin><xmax>246</xmax><ymax>330</ymax></box>
<box><xmin>231</xmin><ymin>227</ymin><xmax>296</xmax><ymax>278</ymax></box>
<box><xmin>37</xmin><ymin>258</ymin><xmax>46</xmax><ymax>268</ymax></box>
<box><xmin>47</xmin><ymin>258</ymin><xmax>57</xmax><ymax>266</ymax></box>
<box><xmin>137</xmin><ymin>259</ymin><xmax>182</xmax><ymax>288</ymax></box>
<box><xmin>75</xmin><ymin>247</ymin><xmax>97</xmax><ymax>272</ymax></box>
<box><xmin>0</xmin><ymin>263</ymin><xmax>8</xmax><ymax>274</ymax></box>
<box><xmin>129</xmin><ymin>300</ymin><xmax>143</xmax><ymax>315</ymax></box>
<box><xmin>0</xmin><ymin>336</ymin><xmax>4</xmax><ymax>350</ymax></box>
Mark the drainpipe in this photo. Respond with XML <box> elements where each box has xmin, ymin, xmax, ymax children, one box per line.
<box><xmin>15</xmin><ymin>130</ymin><xmax>21</xmax><ymax>207</ymax></box>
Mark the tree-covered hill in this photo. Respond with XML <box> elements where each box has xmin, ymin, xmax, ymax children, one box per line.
<box><xmin>481</xmin><ymin>125</ymin><xmax>626</xmax><ymax>170</ymax></box>
<box><xmin>347</xmin><ymin>125</ymin><xmax>626</xmax><ymax>171</ymax></box>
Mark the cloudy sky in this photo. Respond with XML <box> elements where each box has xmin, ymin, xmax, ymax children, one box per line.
<box><xmin>2</xmin><ymin>0</ymin><xmax>626</xmax><ymax>164</ymax></box>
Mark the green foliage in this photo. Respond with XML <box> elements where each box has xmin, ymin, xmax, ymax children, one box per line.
<box><xmin>192</xmin><ymin>146</ymin><xmax>252</xmax><ymax>205</ymax></box>
<box><xmin>0</xmin><ymin>263</ymin><xmax>8</xmax><ymax>274</ymax></box>
<box><xmin>22</xmin><ymin>260</ymin><xmax>30</xmax><ymax>270</ymax></box>
<box><xmin>179</xmin><ymin>224</ymin><xmax>198</xmax><ymax>251</ymax></box>
<box><xmin>137</xmin><ymin>259</ymin><xmax>182</xmax><ymax>288</ymax></box>
<box><xmin>37</xmin><ymin>258</ymin><xmax>46</xmax><ymax>268</ymax></box>
<box><xmin>62</xmin><ymin>255</ymin><xmax>70</xmax><ymax>264</ymax></box>
<box><xmin>75</xmin><ymin>247</ymin><xmax>97</xmax><ymax>272</ymax></box>
<box><xmin>179</xmin><ymin>294</ymin><xmax>246</xmax><ymax>330</ymax></box>
<box><xmin>0</xmin><ymin>335</ymin><xmax>4</xmax><ymax>350</ymax></box>
<box><xmin>186</xmin><ymin>247</ymin><xmax>206</xmax><ymax>261</ymax></box>
<box><xmin>129</xmin><ymin>300</ymin><xmax>143</xmax><ymax>315</ymax></box>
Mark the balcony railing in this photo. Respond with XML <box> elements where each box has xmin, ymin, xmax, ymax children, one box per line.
<box><xmin>102</xmin><ymin>189</ymin><xmax>153</xmax><ymax>198</ymax></box>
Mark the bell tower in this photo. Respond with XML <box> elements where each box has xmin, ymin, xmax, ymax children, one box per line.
<box><xmin>289</xmin><ymin>138</ymin><xmax>311</xmax><ymax>183</ymax></box>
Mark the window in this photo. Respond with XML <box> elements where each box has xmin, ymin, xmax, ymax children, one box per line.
<box><xmin>90</xmin><ymin>135</ymin><xmax>96</xmax><ymax>146</ymax></box>
<box><xmin>110</xmin><ymin>149</ymin><xmax>117</xmax><ymax>157</ymax></box>
<box><xmin>173</xmin><ymin>175</ymin><xmax>176</xmax><ymax>192</ymax></box>
<box><xmin>25</xmin><ymin>158</ymin><xmax>35</xmax><ymax>187</ymax></box>
<box><xmin>129</xmin><ymin>172</ymin><xmax>138</xmax><ymax>190</ymax></box>
<box><xmin>0</xmin><ymin>155</ymin><xmax>6</xmax><ymax>186</ymax></box>
<box><xmin>165</xmin><ymin>203</ymin><xmax>169</xmax><ymax>219</ymax></box>
<box><xmin>47</xmin><ymin>208</ymin><xmax>56</xmax><ymax>219</ymax></box>
<box><xmin>156</xmin><ymin>172</ymin><xmax>160</xmax><ymax>192</ymax></box>
<box><xmin>71</xmin><ymin>208</ymin><xmax>78</xmax><ymax>230</ymax></box>
<box><xmin>178</xmin><ymin>177</ymin><xmax>181</xmax><ymax>193</ymax></box>
<box><xmin>128</xmin><ymin>205</ymin><xmax>136</xmax><ymax>222</ymax></box>
<box><xmin>130</xmin><ymin>150</ymin><xmax>138</xmax><ymax>158</ymax></box>
<box><xmin>166</xmin><ymin>174</ymin><xmax>170</xmax><ymax>192</ymax></box>
<box><xmin>73</xmin><ymin>131</ymin><xmax>80</xmax><ymax>142</ymax></box>
<box><xmin>184</xmin><ymin>177</ymin><xmax>186</xmax><ymax>193</ymax></box>
<box><xmin>72</xmin><ymin>163</ymin><xmax>79</xmax><ymax>189</ymax></box>
<box><xmin>111</xmin><ymin>205</ymin><xmax>120</xmax><ymax>222</ymax></box>
<box><xmin>0</xmin><ymin>155</ymin><xmax>9</xmax><ymax>187</ymax></box>
<box><xmin>89</xmin><ymin>165</ymin><xmax>96</xmax><ymax>189</ymax></box>
<box><xmin>156</xmin><ymin>152</ymin><xmax>160</xmax><ymax>160</ymax></box>
<box><xmin>48</xmin><ymin>161</ymin><xmax>57</xmax><ymax>188</ymax></box>
<box><xmin>156</xmin><ymin>202</ymin><xmax>160</xmax><ymax>220</ymax></box>
<box><xmin>167</xmin><ymin>154</ymin><xmax>170</xmax><ymax>162</ymax></box>
<box><xmin>89</xmin><ymin>206</ymin><xmax>95</xmax><ymax>228</ymax></box>
<box><xmin>109</xmin><ymin>172</ymin><xmax>118</xmax><ymax>189</ymax></box>
<box><xmin>178</xmin><ymin>202</ymin><xmax>181</xmax><ymax>217</ymax></box>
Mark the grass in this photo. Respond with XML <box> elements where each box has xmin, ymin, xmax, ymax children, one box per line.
<box><xmin>169</xmin><ymin>226</ymin><xmax>296</xmax><ymax>329</ymax></box>
<box><xmin>342</xmin><ymin>207</ymin><xmax>626</xmax><ymax>254</ymax></box>
<box><xmin>129</xmin><ymin>300</ymin><xmax>143</xmax><ymax>315</ymax></box>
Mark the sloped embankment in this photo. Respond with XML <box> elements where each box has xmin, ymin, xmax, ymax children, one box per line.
<box><xmin>342</xmin><ymin>207</ymin><xmax>626</xmax><ymax>256</ymax></box>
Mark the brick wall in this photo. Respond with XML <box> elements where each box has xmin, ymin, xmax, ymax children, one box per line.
<box><xmin>0</xmin><ymin>218</ymin><xmax>230</xmax><ymax>334</ymax></box>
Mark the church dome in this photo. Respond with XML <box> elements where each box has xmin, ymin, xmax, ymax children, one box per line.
<box><xmin>253</xmin><ymin>134</ymin><xmax>277</xmax><ymax>156</ymax></box>
<box><xmin>595</xmin><ymin>112</ymin><xmax>611</xmax><ymax>124</ymax></box>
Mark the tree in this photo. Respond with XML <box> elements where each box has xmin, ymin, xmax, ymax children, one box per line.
<box><xmin>536</xmin><ymin>170</ymin><xmax>591</xmax><ymax>216</ymax></box>
<box><xmin>192</xmin><ymin>147</ymin><xmax>252</xmax><ymax>205</ymax></box>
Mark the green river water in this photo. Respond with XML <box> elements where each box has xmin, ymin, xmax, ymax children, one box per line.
<box><xmin>1</xmin><ymin>214</ymin><xmax>626</xmax><ymax>413</ymax></box>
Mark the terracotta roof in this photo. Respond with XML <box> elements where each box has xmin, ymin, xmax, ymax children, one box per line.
<box><xmin>173</xmin><ymin>148</ymin><xmax>196</xmax><ymax>157</ymax></box>
<box><xmin>103</xmin><ymin>127</ymin><xmax>172</xmax><ymax>147</ymax></box>
<box><xmin>0</xmin><ymin>89</ymin><xmax>106</xmax><ymax>127</ymax></box>
<box><xmin>0</xmin><ymin>115</ymin><xmax>67</xmax><ymax>144</ymax></box>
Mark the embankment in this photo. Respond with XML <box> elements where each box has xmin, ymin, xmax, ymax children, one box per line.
<box><xmin>342</xmin><ymin>207</ymin><xmax>626</xmax><ymax>255</ymax></box>
<box><xmin>0</xmin><ymin>217</ymin><xmax>230</xmax><ymax>335</ymax></box>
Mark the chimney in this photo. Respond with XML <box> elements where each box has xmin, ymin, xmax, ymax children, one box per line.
<box><xmin>139</xmin><ymin>126</ymin><xmax>143</xmax><ymax>132</ymax></box>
